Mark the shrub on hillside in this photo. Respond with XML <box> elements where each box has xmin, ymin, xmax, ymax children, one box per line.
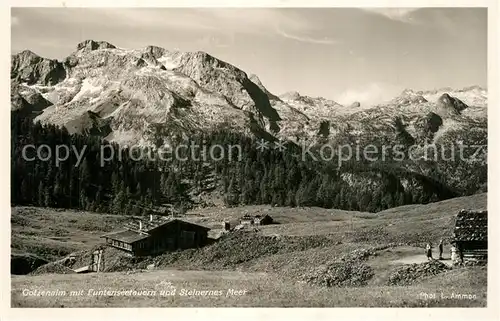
<box><xmin>388</xmin><ymin>260</ymin><xmax>450</xmax><ymax>286</ymax></box>
<box><xmin>300</xmin><ymin>248</ymin><xmax>378</xmax><ymax>287</ymax></box>
<box><xmin>149</xmin><ymin>232</ymin><xmax>335</xmax><ymax>270</ymax></box>
<box><xmin>302</xmin><ymin>259</ymin><xmax>374</xmax><ymax>287</ymax></box>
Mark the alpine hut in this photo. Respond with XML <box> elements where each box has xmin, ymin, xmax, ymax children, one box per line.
<box><xmin>101</xmin><ymin>215</ymin><xmax>210</xmax><ymax>257</ymax></box>
<box><xmin>452</xmin><ymin>209</ymin><xmax>487</xmax><ymax>265</ymax></box>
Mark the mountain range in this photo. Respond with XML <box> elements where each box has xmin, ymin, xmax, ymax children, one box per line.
<box><xmin>11</xmin><ymin>40</ymin><xmax>487</xmax><ymax>198</ymax></box>
<box><xmin>11</xmin><ymin>40</ymin><xmax>486</xmax><ymax>146</ymax></box>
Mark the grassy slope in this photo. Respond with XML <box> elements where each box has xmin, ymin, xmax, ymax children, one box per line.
<box><xmin>13</xmin><ymin>194</ymin><xmax>486</xmax><ymax>258</ymax></box>
<box><xmin>11</xmin><ymin>193</ymin><xmax>487</xmax><ymax>307</ymax></box>
<box><xmin>11</xmin><ymin>266</ymin><xmax>486</xmax><ymax>307</ymax></box>
<box><xmin>11</xmin><ymin>207</ymin><xmax>129</xmax><ymax>261</ymax></box>
<box><xmin>190</xmin><ymin>193</ymin><xmax>486</xmax><ymax>239</ymax></box>
<box><xmin>256</xmin><ymin>193</ymin><xmax>487</xmax><ymax>242</ymax></box>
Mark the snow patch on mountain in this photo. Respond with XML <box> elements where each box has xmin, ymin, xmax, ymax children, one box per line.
<box><xmin>71</xmin><ymin>78</ymin><xmax>103</xmax><ymax>102</ymax></box>
<box><xmin>10</xmin><ymin>40</ymin><xmax>487</xmax><ymax>151</ymax></box>
<box><xmin>157</xmin><ymin>53</ymin><xmax>182</xmax><ymax>70</ymax></box>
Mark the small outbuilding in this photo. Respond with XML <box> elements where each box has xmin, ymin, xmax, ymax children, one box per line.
<box><xmin>253</xmin><ymin>214</ymin><xmax>274</xmax><ymax>225</ymax></box>
<box><xmin>240</xmin><ymin>214</ymin><xmax>254</xmax><ymax>225</ymax></box>
<box><xmin>452</xmin><ymin>209</ymin><xmax>487</xmax><ymax>265</ymax></box>
<box><xmin>239</xmin><ymin>214</ymin><xmax>274</xmax><ymax>226</ymax></box>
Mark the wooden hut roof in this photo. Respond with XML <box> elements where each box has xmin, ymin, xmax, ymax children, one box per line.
<box><xmin>103</xmin><ymin>218</ymin><xmax>210</xmax><ymax>242</ymax></box>
<box><xmin>453</xmin><ymin>209</ymin><xmax>487</xmax><ymax>242</ymax></box>
<box><xmin>123</xmin><ymin>217</ymin><xmax>173</xmax><ymax>233</ymax></box>
<box><xmin>102</xmin><ymin>230</ymin><xmax>149</xmax><ymax>243</ymax></box>
<box><xmin>242</xmin><ymin>214</ymin><xmax>271</xmax><ymax>220</ymax></box>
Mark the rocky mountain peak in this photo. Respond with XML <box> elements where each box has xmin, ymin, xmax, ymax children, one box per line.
<box><xmin>171</xmin><ymin>50</ymin><xmax>280</xmax><ymax>122</ymax></box>
<box><xmin>11</xmin><ymin>50</ymin><xmax>66</xmax><ymax>86</ymax></box>
<box><xmin>193</xmin><ymin>50</ymin><xmax>212</xmax><ymax>60</ymax></box>
<box><xmin>249</xmin><ymin>74</ymin><xmax>280</xmax><ymax>101</ymax></box>
<box><xmin>76</xmin><ymin>40</ymin><xmax>116</xmax><ymax>52</ymax></box>
<box><xmin>180</xmin><ymin>51</ymin><xmax>242</xmax><ymax>75</ymax></box>
<box><xmin>280</xmin><ymin>91</ymin><xmax>340</xmax><ymax>108</ymax></box>
<box><xmin>14</xmin><ymin>49</ymin><xmax>39</xmax><ymax>60</ymax></box>
<box><xmin>439</xmin><ymin>93</ymin><xmax>452</xmax><ymax>104</ymax></box>
<box><xmin>143</xmin><ymin>45</ymin><xmax>168</xmax><ymax>59</ymax></box>
<box><xmin>437</xmin><ymin>93</ymin><xmax>468</xmax><ymax>114</ymax></box>
<box><xmin>401</xmin><ymin>88</ymin><xmax>416</xmax><ymax>96</ymax></box>
<box><xmin>279</xmin><ymin>91</ymin><xmax>301</xmax><ymax>101</ymax></box>
<box><xmin>11</xmin><ymin>41</ymin><xmax>286</xmax><ymax>144</ymax></box>
<box><xmin>248</xmin><ymin>74</ymin><xmax>263</xmax><ymax>87</ymax></box>
<box><xmin>392</xmin><ymin>90</ymin><xmax>428</xmax><ymax>106</ymax></box>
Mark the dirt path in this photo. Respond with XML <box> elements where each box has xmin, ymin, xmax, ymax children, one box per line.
<box><xmin>390</xmin><ymin>255</ymin><xmax>454</xmax><ymax>267</ymax></box>
<box><xmin>390</xmin><ymin>254</ymin><xmax>428</xmax><ymax>265</ymax></box>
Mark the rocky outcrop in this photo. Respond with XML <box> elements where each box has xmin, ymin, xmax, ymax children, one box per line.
<box><xmin>249</xmin><ymin>74</ymin><xmax>281</xmax><ymax>101</ymax></box>
<box><xmin>65</xmin><ymin>111</ymin><xmax>113</xmax><ymax>136</ymax></box>
<box><xmin>143</xmin><ymin>45</ymin><xmax>168</xmax><ymax>59</ymax></box>
<box><xmin>437</xmin><ymin>93</ymin><xmax>468</xmax><ymax>115</ymax></box>
<box><xmin>11</xmin><ymin>50</ymin><xmax>66</xmax><ymax>86</ymax></box>
<box><xmin>414</xmin><ymin>112</ymin><xmax>443</xmax><ymax>141</ymax></box>
<box><xmin>393</xmin><ymin>117</ymin><xmax>415</xmax><ymax>146</ymax></box>
<box><xmin>20</xmin><ymin>87</ymin><xmax>52</xmax><ymax>108</ymax></box>
<box><xmin>11</xmin><ymin>83</ymin><xmax>52</xmax><ymax>115</ymax></box>
<box><xmin>11</xmin><ymin>93</ymin><xmax>31</xmax><ymax>112</ymax></box>
<box><xmin>279</xmin><ymin>91</ymin><xmax>301</xmax><ymax>101</ymax></box>
<box><xmin>318</xmin><ymin>120</ymin><xmax>330</xmax><ymax>138</ymax></box>
<box><xmin>76</xmin><ymin>40</ymin><xmax>116</xmax><ymax>52</ymax></box>
<box><xmin>278</xmin><ymin>91</ymin><xmax>343</xmax><ymax>122</ymax></box>
<box><xmin>349</xmin><ymin>101</ymin><xmax>361</xmax><ymax>108</ymax></box>
<box><xmin>174</xmin><ymin>51</ymin><xmax>280</xmax><ymax>122</ymax></box>
<box><xmin>393</xmin><ymin>90</ymin><xmax>428</xmax><ymax>106</ymax></box>
<box><xmin>139</xmin><ymin>46</ymin><xmax>171</xmax><ymax>68</ymax></box>
<box><xmin>63</xmin><ymin>54</ymin><xmax>79</xmax><ymax>68</ymax></box>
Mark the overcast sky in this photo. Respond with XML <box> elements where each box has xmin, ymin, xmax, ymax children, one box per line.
<box><xmin>11</xmin><ymin>8</ymin><xmax>487</xmax><ymax>105</ymax></box>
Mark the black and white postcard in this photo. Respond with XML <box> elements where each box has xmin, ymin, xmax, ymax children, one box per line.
<box><xmin>3</xmin><ymin>2</ymin><xmax>498</xmax><ymax>320</ymax></box>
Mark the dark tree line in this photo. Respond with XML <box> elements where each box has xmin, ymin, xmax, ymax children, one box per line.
<box><xmin>11</xmin><ymin>112</ymin><xmax>189</xmax><ymax>215</ymax></box>
<box><xmin>11</xmin><ymin>111</ymin><xmax>457</xmax><ymax>215</ymax></box>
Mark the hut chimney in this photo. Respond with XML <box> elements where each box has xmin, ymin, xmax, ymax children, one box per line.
<box><xmin>139</xmin><ymin>221</ymin><xmax>142</xmax><ymax>231</ymax></box>
<box><xmin>150</xmin><ymin>214</ymin><xmax>153</xmax><ymax>222</ymax></box>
